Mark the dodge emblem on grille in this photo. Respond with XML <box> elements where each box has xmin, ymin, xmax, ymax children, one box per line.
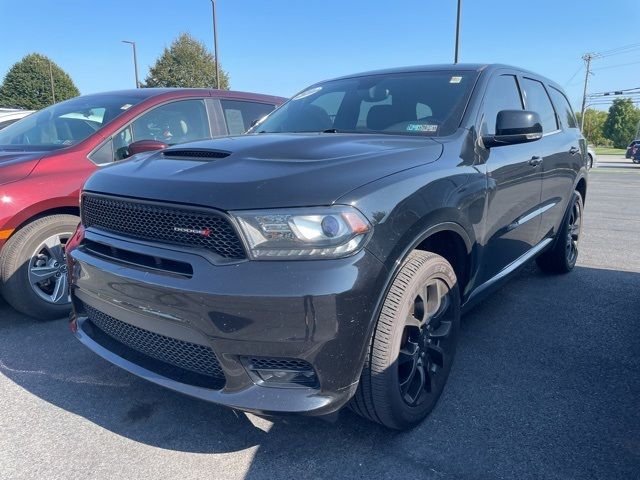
<box><xmin>173</xmin><ymin>227</ymin><xmax>212</xmax><ymax>237</ymax></box>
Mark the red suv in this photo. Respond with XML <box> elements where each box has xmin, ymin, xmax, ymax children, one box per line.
<box><xmin>0</xmin><ymin>88</ymin><xmax>285</xmax><ymax>319</ymax></box>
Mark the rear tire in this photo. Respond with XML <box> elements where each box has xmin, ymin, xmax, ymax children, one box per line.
<box><xmin>536</xmin><ymin>191</ymin><xmax>583</xmax><ymax>274</ymax></box>
<box><xmin>349</xmin><ymin>250</ymin><xmax>460</xmax><ymax>430</ymax></box>
<box><xmin>1</xmin><ymin>214</ymin><xmax>79</xmax><ymax>320</ymax></box>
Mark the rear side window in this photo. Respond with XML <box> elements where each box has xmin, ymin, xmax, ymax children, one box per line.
<box><xmin>521</xmin><ymin>78</ymin><xmax>558</xmax><ymax>133</ymax></box>
<box><xmin>481</xmin><ymin>74</ymin><xmax>523</xmax><ymax>135</ymax></box>
<box><xmin>220</xmin><ymin>100</ymin><xmax>276</xmax><ymax>135</ymax></box>
<box><xmin>548</xmin><ymin>87</ymin><xmax>577</xmax><ymax>129</ymax></box>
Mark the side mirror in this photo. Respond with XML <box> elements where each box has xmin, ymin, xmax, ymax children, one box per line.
<box><xmin>127</xmin><ymin>139</ymin><xmax>168</xmax><ymax>156</ymax></box>
<box><xmin>482</xmin><ymin>110</ymin><xmax>543</xmax><ymax>148</ymax></box>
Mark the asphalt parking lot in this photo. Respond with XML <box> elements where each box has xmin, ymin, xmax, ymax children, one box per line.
<box><xmin>1</xmin><ymin>159</ymin><xmax>639</xmax><ymax>480</ymax></box>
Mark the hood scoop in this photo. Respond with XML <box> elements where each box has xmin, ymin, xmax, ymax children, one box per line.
<box><xmin>162</xmin><ymin>149</ymin><xmax>231</xmax><ymax>160</ymax></box>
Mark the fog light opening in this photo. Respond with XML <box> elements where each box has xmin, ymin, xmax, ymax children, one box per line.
<box><xmin>242</xmin><ymin>357</ymin><xmax>319</xmax><ymax>388</ymax></box>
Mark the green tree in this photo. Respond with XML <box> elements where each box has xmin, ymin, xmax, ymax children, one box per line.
<box><xmin>143</xmin><ymin>33</ymin><xmax>229</xmax><ymax>89</ymax></box>
<box><xmin>0</xmin><ymin>53</ymin><xmax>79</xmax><ymax>109</ymax></box>
<box><xmin>579</xmin><ymin>109</ymin><xmax>609</xmax><ymax>146</ymax></box>
<box><xmin>603</xmin><ymin>98</ymin><xmax>640</xmax><ymax>148</ymax></box>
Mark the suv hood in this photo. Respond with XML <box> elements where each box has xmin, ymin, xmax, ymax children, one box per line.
<box><xmin>84</xmin><ymin>133</ymin><xmax>443</xmax><ymax>210</ymax></box>
<box><xmin>0</xmin><ymin>151</ymin><xmax>44</xmax><ymax>186</ymax></box>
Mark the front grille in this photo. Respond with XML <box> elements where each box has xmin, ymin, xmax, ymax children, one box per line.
<box><xmin>84</xmin><ymin>304</ymin><xmax>225</xmax><ymax>380</ymax></box>
<box><xmin>81</xmin><ymin>194</ymin><xmax>246</xmax><ymax>259</ymax></box>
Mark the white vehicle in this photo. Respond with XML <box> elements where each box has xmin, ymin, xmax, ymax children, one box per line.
<box><xmin>0</xmin><ymin>108</ymin><xmax>35</xmax><ymax>130</ymax></box>
<box><xmin>587</xmin><ymin>145</ymin><xmax>597</xmax><ymax>169</ymax></box>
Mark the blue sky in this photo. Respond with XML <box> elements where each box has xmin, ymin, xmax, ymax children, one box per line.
<box><xmin>1</xmin><ymin>0</ymin><xmax>639</xmax><ymax>110</ymax></box>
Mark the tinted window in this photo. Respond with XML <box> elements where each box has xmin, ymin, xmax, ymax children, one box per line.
<box><xmin>0</xmin><ymin>119</ymin><xmax>19</xmax><ymax>130</ymax></box>
<box><xmin>0</xmin><ymin>94</ymin><xmax>143</xmax><ymax>149</ymax></box>
<box><xmin>548</xmin><ymin>87</ymin><xmax>577</xmax><ymax>129</ymax></box>
<box><xmin>481</xmin><ymin>74</ymin><xmax>523</xmax><ymax>135</ymax></box>
<box><xmin>113</xmin><ymin>126</ymin><xmax>133</xmax><ymax>161</ymax></box>
<box><xmin>89</xmin><ymin>139</ymin><xmax>114</xmax><ymax>165</ymax></box>
<box><xmin>311</xmin><ymin>92</ymin><xmax>345</xmax><ymax>121</ymax></box>
<box><xmin>220</xmin><ymin>100</ymin><xmax>276</xmax><ymax>135</ymax></box>
<box><xmin>131</xmin><ymin>99</ymin><xmax>209</xmax><ymax>144</ymax></box>
<box><xmin>522</xmin><ymin>78</ymin><xmax>558</xmax><ymax>133</ymax></box>
<box><xmin>254</xmin><ymin>71</ymin><xmax>478</xmax><ymax>137</ymax></box>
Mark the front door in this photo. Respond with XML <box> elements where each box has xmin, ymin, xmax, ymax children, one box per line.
<box><xmin>478</xmin><ymin>73</ymin><xmax>544</xmax><ymax>283</ymax></box>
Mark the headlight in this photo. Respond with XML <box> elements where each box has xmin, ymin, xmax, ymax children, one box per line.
<box><xmin>231</xmin><ymin>206</ymin><xmax>371</xmax><ymax>260</ymax></box>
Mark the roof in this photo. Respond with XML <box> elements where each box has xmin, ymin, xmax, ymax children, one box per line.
<box><xmin>324</xmin><ymin>63</ymin><xmax>551</xmax><ymax>81</ymax></box>
<box><xmin>75</xmin><ymin>88</ymin><xmax>286</xmax><ymax>104</ymax></box>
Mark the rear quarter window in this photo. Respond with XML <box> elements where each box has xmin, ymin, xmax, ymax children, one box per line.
<box><xmin>548</xmin><ymin>87</ymin><xmax>578</xmax><ymax>129</ymax></box>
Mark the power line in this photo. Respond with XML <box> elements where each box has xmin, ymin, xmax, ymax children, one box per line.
<box><xmin>593</xmin><ymin>42</ymin><xmax>640</xmax><ymax>58</ymax></box>
<box><xmin>589</xmin><ymin>86</ymin><xmax>640</xmax><ymax>96</ymax></box>
<box><xmin>592</xmin><ymin>59</ymin><xmax>640</xmax><ymax>71</ymax></box>
<box><xmin>564</xmin><ymin>64</ymin><xmax>583</xmax><ymax>86</ymax></box>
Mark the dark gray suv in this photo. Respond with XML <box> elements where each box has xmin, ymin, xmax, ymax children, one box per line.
<box><xmin>67</xmin><ymin>64</ymin><xmax>588</xmax><ymax>429</ymax></box>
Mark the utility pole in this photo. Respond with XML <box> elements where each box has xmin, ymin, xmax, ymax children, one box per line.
<box><xmin>580</xmin><ymin>53</ymin><xmax>593</xmax><ymax>132</ymax></box>
<box><xmin>122</xmin><ymin>40</ymin><xmax>140</xmax><ymax>88</ymax></box>
<box><xmin>48</xmin><ymin>60</ymin><xmax>56</xmax><ymax>104</ymax></box>
<box><xmin>211</xmin><ymin>0</ymin><xmax>220</xmax><ymax>89</ymax></box>
<box><xmin>454</xmin><ymin>0</ymin><xmax>461</xmax><ymax>63</ymax></box>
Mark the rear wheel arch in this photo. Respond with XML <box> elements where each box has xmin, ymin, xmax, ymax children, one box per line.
<box><xmin>575</xmin><ymin>177</ymin><xmax>587</xmax><ymax>203</ymax></box>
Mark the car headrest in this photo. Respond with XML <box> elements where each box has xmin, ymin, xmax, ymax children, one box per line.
<box><xmin>296</xmin><ymin>104</ymin><xmax>332</xmax><ymax>132</ymax></box>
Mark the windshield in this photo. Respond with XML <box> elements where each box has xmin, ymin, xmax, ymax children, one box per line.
<box><xmin>0</xmin><ymin>94</ymin><xmax>145</xmax><ymax>151</ymax></box>
<box><xmin>254</xmin><ymin>70</ymin><xmax>478</xmax><ymax>137</ymax></box>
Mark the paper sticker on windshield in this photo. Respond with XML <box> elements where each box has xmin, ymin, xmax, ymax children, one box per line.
<box><xmin>292</xmin><ymin>86</ymin><xmax>322</xmax><ymax>100</ymax></box>
<box><xmin>449</xmin><ymin>76</ymin><xmax>462</xmax><ymax>84</ymax></box>
<box><xmin>407</xmin><ymin>124</ymin><xmax>438</xmax><ymax>133</ymax></box>
<box><xmin>120</xmin><ymin>103</ymin><xmax>133</xmax><ymax>110</ymax></box>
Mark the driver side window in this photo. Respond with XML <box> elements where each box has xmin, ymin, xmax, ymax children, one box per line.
<box><xmin>481</xmin><ymin>75</ymin><xmax>524</xmax><ymax>135</ymax></box>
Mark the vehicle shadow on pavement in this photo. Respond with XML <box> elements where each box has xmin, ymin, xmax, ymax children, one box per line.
<box><xmin>1</xmin><ymin>263</ymin><xmax>639</xmax><ymax>478</ymax></box>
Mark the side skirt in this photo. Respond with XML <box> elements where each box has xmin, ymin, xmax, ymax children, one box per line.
<box><xmin>461</xmin><ymin>237</ymin><xmax>552</xmax><ymax>313</ymax></box>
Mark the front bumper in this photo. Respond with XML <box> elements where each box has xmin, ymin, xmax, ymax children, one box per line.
<box><xmin>69</xmin><ymin>229</ymin><xmax>387</xmax><ymax>415</ymax></box>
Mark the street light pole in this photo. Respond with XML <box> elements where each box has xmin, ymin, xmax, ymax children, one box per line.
<box><xmin>454</xmin><ymin>0</ymin><xmax>462</xmax><ymax>63</ymax></box>
<box><xmin>122</xmin><ymin>40</ymin><xmax>140</xmax><ymax>88</ymax></box>
<box><xmin>211</xmin><ymin>0</ymin><xmax>220</xmax><ymax>89</ymax></box>
<box><xmin>48</xmin><ymin>60</ymin><xmax>56</xmax><ymax>104</ymax></box>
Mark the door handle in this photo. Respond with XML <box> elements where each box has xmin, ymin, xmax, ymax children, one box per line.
<box><xmin>528</xmin><ymin>156</ymin><xmax>543</xmax><ymax>166</ymax></box>
<box><xmin>569</xmin><ymin>146</ymin><xmax>580</xmax><ymax>155</ymax></box>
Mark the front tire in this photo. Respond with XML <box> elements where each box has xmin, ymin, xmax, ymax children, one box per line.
<box><xmin>536</xmin><ymin>191</ymin><xmax>583</xmax><ymax>274</ymax></box>
<box><xmin>350</xmin><ymin>250</ymin><xmax>460</xmax><ymax>430</ymax></box>
<box><xmin>1</xmin><ymin>214</ymin><xmax>79</xmax><ymax>320</ymax></box>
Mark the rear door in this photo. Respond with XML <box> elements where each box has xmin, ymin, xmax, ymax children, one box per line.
<box><xmin>524</xmin><ymin>80</ymin><xmax>581</xmax><ymax>238</ymax></box>
<box><xmin>478</xmin><ymin>73</ymin><xmax>544</xmax><ymax>283</ymax></box>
